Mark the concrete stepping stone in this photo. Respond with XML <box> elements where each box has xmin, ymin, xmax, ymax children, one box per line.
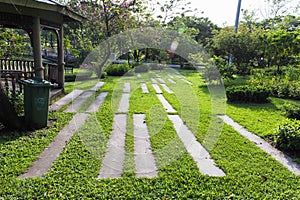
<box><xmin>181</xmin><ymin>79</ymin><xmax>192</xmax><ymax>85</ymax></box>
<box><xmin>219</xmin><ymin>115</ymin><xmax>300</xmax><ymax>175</ymax></box>
<box><xmin>141</xmin><ymin>83</ymin><xmax>149</xmax><ymax>94</ymax></box>
<box><xmin>156</xmin><ymin>94</ymin><xmax>176</xmax><ymax>113</ymax></box>
<box><xmin>19</xmin><ymin>113</ymin><xmax>89</xmax><ymax>179</ymax></box>
<box><xmin>137</xmin><ymin>73</ymin><xmax>141</xmax><ymax>78</ymax></box>
<box><xmin>90</xmin><ymin>82</ymin><xmax>105</xmax><ymax>92</ymax></box>
<box><xmin>168</xmin><ymin>78</ymin><xmax>176</xmax><ymax>84</ymax></box>
<box><xmin>168</xmin><ymin>115</ymin><xmax>226</xmax><ymax>177</ymax></box>
<box><xmin>155</xmin><ymin>74</ymin><xmax>160</xmax><ymax>77</ymax></box>
<box><xmin>152</xmin><ymin>84</ymin><xmax>162</xmax><ymax>94</ymax></box>
<box><xmin>134</xmin><ymin>114</ymin><xmax>158</xmax><ymax>178</ymax></box>
<box><xmin>118</xmin><ymin>93</ymin><xmax>130</xmax><ymax>113</ymax></box>
<box><xmin>157</xmin><ymin>78</ymin><xmax>166</xmax><ymax>84</ymax></box>
<box><xmin>151</xmin><ymin>78</ymin><xmax>158</xmax><ymax>84</ymax></box>
<box><xmin>98</xmin><ymin>114</ymin><xmax>127</xmax><ymax>178</ymax></box>
<box><xmin>168</xmin><ymin>74</ymin><xmax>174</xmax><ymax>79</ymax></box>
<box><xmin>123</xmin><ymin>82</ymin><xmax>130</xmax><ymax>93</ymax></box>
<box><xmin>86</xmin><ymin>92</ymin><xmax>108</xmax><ymax>113</ymax></box>
<box><xmin>160</xmin><ymin>84</ymin><xmax>174</xmax><ymax>94</ymax></box>
<box><xmin>65</xmin><ymin>91</ymin><xmax>94</xmax><ymax>113</ymax></box>
<box><xmin>50</xmin><ymin>89</ymin><xmax>84</xmax><ymax>111</ymax></box>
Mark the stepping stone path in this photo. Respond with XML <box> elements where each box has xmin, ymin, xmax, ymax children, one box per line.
<box><xmin>137</xmin><ymin>73</ymin><xmax>141</xmax><ymax>78</ymax></box>
<box><xmin>152</xmin><ymin>84</ymin><xmax>162</xmax><ymax>94</ymax></box>
<box><xmin>98</xmin><ymin>114</ymin><xmax>127</xmax><ymax>178</ymax></box>
<box><xmin>90</xmin><ymin>82</ymin><xmax>104</xmax><ymax>92</ymax></box>
<box><xmin>19</xmin><ymin>113</ymin><xmax>89</xmax><ymax>179</ymax></box>
<box><xmin>168</xmin><ymin>74</ymin><xmax>174</xmax><ymax>79</ymax></box>
<box><xmin>219</xmin><ymin>115</ymin><xmax>300</xmax><ymax>175</ymax></box>
<box><xmin>50</xmin><ymin>89</ymin><xmax>83</xmax><ymax>111</ymax></box>
<box><xmin>160</xmin><ymin>84</ymin><xmax>174</xmax><ymax>94</ymax></box>
<box><xmin>65</xmin><ymin>91</ymin><xmax>94</xmax><ymax>113</ymax></box>
<box><xmin>168</xmin><ymin>115</ymin><xmax>226</xmax><ymax>177</ymax></box>
<box><xmin>156</xmin><ymin>94</ymin><xmax>176</xmax><ymax>113</ymax></box>
<box><xmin>123</xmin><ymin>82</ymin><xmax>131</xmax><ymax>93</ymax></box>
<box><xmin>168</xmin><ymin>78</ymin><xmax>176</xmax><ymax>84</ymax></box>
<box><xmin>155</xmin><ymin>74</ymin><xmax>160</xmax><ymax>77</ymax></box>
<box><xmin>134</xmin><ymin>114</ymin><xmax>158</xmax><ymax>178</ymax></box>
<box><xmin>141</xmin><ymin>83</ymin><xmax>149</xmax><ymax>94</ymax></box>
<box><xmin>151</xmin><ymin>78</ymin><xmax>158</xmax><ymax>84</ymax></box>
<box><xmin>157</xmin><ymin>78</ymin><xmax>166</xmax><ymax>84</ymax></box>
<box><xmin>86</xmin><ymin>92</ymin><xmax>108</xmax><ymax>113</ymax></box>
<box><xmin>118</xmin><ymin>94</ymin><xmax>130</xmax><ymax>113</ymax></box>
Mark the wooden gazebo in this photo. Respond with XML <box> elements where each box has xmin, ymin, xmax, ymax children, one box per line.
<box><xmin>0</xmin><ymin>0</ymin><xmax>85</xmax><ymax>92</ymax></box>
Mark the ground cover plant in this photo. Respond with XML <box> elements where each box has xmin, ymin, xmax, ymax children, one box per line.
<box><xmin>0</xmin><ymin>69</ymin><xmax>300</xmax><ymax>198</ymax></box>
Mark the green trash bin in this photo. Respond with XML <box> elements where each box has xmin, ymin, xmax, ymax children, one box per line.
<box><xmin>20</xmin><ymin>77</ymin><xmax>52</xmax><ymax>129</ymax></box>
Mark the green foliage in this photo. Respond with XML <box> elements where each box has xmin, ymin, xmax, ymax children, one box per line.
<box><xmin>226</xmin><ymin>85</ymin><xmax>271</xmax><ymax>103</ymax></box>
<box><xmin>105</xmin><ymin>63</ymin><xmax>131</xmax><ymax>76</ymax></box>
<box><xmin>212</xmin><ymin>56</ymin><xmax>236</xmax><ymax>79</ymax></box>
<box><xmin>275</xmin><ymin>119</ymin><xmax>300</xmax><ymax>151</ymax></box>
<box><xmin>282</xmin><ymin>103</ymin><xmax>300</xmax><ymax>120</ymax></box>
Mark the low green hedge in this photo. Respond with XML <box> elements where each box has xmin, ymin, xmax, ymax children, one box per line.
<box><xmin>282</xmin><ymin>103</ymin><xmax>300</xmax><ymax>120</ymax></box>
<box><xmin>105</xmin><ymin>63</ymin><xmax>131</xmax><ymax>76</ymax></box>
<box><xmin>226</xmin><ymin>85</ymin><xmax>271</xmax><ymax>103</ymax></box>
<box><xmin>275</xmin><ymin>119</ymin><xmax>300</xmax><ymax>151</ymax></box>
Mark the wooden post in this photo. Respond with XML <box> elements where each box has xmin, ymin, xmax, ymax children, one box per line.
<box><xmin>33</xmin><ymin>16</ymin><xmax>44</xmax><ymax>79</ymax></box>
<box><xmin>57</xmin><ymin>25</ymin><xmax>64</xmax><ymax>89</ymax></box>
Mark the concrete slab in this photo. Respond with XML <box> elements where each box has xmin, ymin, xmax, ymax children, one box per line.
<box><xmin>181</xmin><ymin>79</ymin><xmax>192</xmax><ymax>85</ymax></box>
<box><xmin>19</xmin><ymin>113</ymin><xmax>89</xmax><ymax>179</ymax></box>
<box><xmin>86</xmin><ymin>92</ymin><xmax>108</xmax><ymax>113</ymax></box>
<box><xmin>50</xmin><ymin>89</ymin><xmax>84</xmax><ymax>111</ymax></box>
<box><xmin>155</xmin><ymin>74</ymin><xmax>160</xmax><ymax>77</ymax></box>
<box><xmin>168</xmin><ymin>74</ymin><xmax>174</xmax><ymax>79</ymax></box>
<box><xmin>168</xmin><ymin>78</ymin><xmax>176</xmax><ymax>84</ymax></box>
<box><xmin>160</xmin><ymin>84</ymin><xmax>174</xmax><ymax>94</ymax></box>
<box><xmin>134</xmin><ymin>114</ymin><xmax>158</xmax><ymax>178</ymax></box>
<box><xmin>219</xmin><ymin>115</ymin><xmax>300</xmax><ymax>175</ymax></box>
<box><xmin>141</xmin><ymin>83</ymin><xmax>149</xmax><ymax>94</ymax></box>
<box><xmin>156</xmin><ymin>94</ymin><xmax>176</xmax><ymax>113</ymax></box>
<box><xmin>168</xmin><ymin>115</ymin><xmax>226</xmax><ymax>177</ymax></box>
<box><xmin>151</xmin><ymin>78</ymin><xmax>158</xmax><ymax>84</ymax></box>
<box><xmin>137</xmin><ymin>73</ymin><xmax>141</xmax><ymax>78</ymax></box>
<box><xmin>65</xmin><ymin>91</ymin><xmax>94</xmax><ymax>113</ymax></box>
<box><xmin>90</xmin><ymin>82</ymin><xmax>105</xmax><ymax>92</ymax></box>
<box><xmin>98</xmin><ymin>114</ymin><xmax>127</xmax><ymax>178</ymax></box>
<box><xmin>157</xmin><ymin>78</ymin><xmax>166</xmax><ymax>84</ymax></box>
<box><xmin>123</xmin><ymin>82</ymin><xmax>130</xmax><ymax>93</ymax></box>
<box><xmin>118</xmin><ymin>93</ymin><xmax>130</xmax><ymax>113</ymax></box>
<box><xmin>152</xmin><ymin>84</ymin><xmax>162</xmax><ymax>94</ymax></box>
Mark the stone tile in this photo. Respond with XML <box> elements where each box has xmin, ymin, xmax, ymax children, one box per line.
<box><xmin>160</xmin><ymin>84</ymin><xmax>174</xmax><ymax>94</ymax></box>
<box><xmin>50</xmin><ymin>89</ymin><xmax>84</xmax><ymax>111</ymax></box>
<box><xmin>155</xmin><ymin>74</ymin><xmax>160</xmax><ymax>77</ymax></box>
<box><xmin>90</xmin><ymin>82</ymin><xmax>105</xmax><ymax>92</ymax></box>
<box><xmin>219</xmin><ymin>115</ymin><xmax>300</xmax><ymax>175</ymax></box>
<box><xmin>141</xmin><ymin>83</ymin><xmax>149</xmax><ymax>93</ymax></box>
<box><xmin>168</xmin><ymin>115</ymin><xmax>226</xmax><ymax>177</ymax></box>
<box><xmin>157</xmin><ymin>78</ymin><xmax>166</xmax><ymax>84</ymax></box>
<box><xmin>19</xmin><ymin>113</ymin><xmax>89</xmax><ymax>179</ymax></box>
<box><xmin>168</xmin><ymin>78</ymin><xmax>176</xmax><ymax>84</ymax></box>
<box><xmin>98</xmin><ymin>114</ymin><xmax>127</xmax><ymax>178</ymax></box>
<box><xmin>151</xmin><ymin>78</ymin><xmax>158</xmax><ymax>84</ymax></box>
<box><xmin>86</xmin><ymin>92</ymin><xmax>108</xmax><ymax>113</ymax></box>
<box><xmin>123</xmin><ymin>82</ymin><xmax>130</xmax><ymax>93</ymax></box>
<box><xmin>152</xmin><ymin>84</ymin><xmax>162</xmax><ymax>94</ymax></box>
<box><xmin>118</xmin><ymin>93</ymin><xmax>130</xmax><ymax>113</ymax></box>
<box><xmin>65</xmin><ymin>91</ymin><xmax>94</xmax><ymax>113</ymax></box>
<box><xmin>181</xmin><ymin>79</ymin><xmax>192</xmax><ymax>85</ymax></box>
<box><xmin>168</xmin><ymin>74</ymin><xmax>174</xmax><ymax>79</ymax></box>
<box><xmin>156</xmin><ymin>94</ymin><xmax>176</xmax><ymax>113</ymax></box>
<box><xmin>134</xmin><ymin>114</ymin><xmax>158</xmax><ymax>178</ymax></box>
<box><xmin>137</xmin><ymin>73</ymin><xmax>141</xmax><ymax>78</ymax></box>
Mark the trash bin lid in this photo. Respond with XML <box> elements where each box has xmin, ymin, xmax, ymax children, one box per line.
<box><xmin>19</xmin><ymin>77</ymin><xmax>52</xmax><ymax>87</ymax></box>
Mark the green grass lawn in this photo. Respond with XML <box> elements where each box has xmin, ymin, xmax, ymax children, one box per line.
<box><xmin>0</xmin><ymin>70</ymin><xmax>299</xmax><ymax>199</ymax></box>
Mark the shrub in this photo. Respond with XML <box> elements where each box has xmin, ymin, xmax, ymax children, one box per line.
<box><xmin>275</xmin><ymin>119</ymin><xmax>300</xmax><ymax>151</ymax></box>
<box><xmin>105</xmin><ymin>63</ymin><xmax>131</xmax><ymax>76</ymax></box>
<box><xmin>226</xmin><ymin>85</ymin><xmax>271</xmax><ymax>103</ymax></box>
<box><xmin>282</xmin><ymin>103</ymin><xmax>300</xmax><ymax>120</ymax></box>
<box><xmin>135</xmin><ymin>64</ymin><xmax>150</xmax><ymax>73</ymax></box>
<box><xmin>181</xmin><ymin>63</ymin><xmax>196</xmax><ymax>70</ymax></box>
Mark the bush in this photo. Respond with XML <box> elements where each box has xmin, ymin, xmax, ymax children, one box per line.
<box><xmin>105</xmin><ymin>63</ymin><xmax>131</xmax><ymax>76</ymax></box>
<box><xmin>135</xmin><ymin>64</ymin><xmax>150</xmax><ymax>73</ymax></box>
<box><xmin>181</xmin><ymin>63</ymin><xmax>196</xmax><ymax>70</ymax></box>
<box><xmin>282</xmin><ymin>103</ymin><xmax>300</xmax><ymax>120</ymax></box>
<box><xmin>275</xmin><ymin>119</ymin><xmax>300</xmax><ymax>151</ymax></box>
<box><xmin>226</xmin><ymin>85</ymin><xmax>271</xmax><ymax>103</ymax></box>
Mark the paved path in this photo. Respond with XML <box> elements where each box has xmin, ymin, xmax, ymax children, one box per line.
<box><xmin>134</xmin><ymin>114</ymin><xmax>158</xmax><ymax>178</ymax></box>
<box><xmin>50</xmin><ymin>89</ymin><xmax>83</xmax><ymax>111</ymax></box>
<box><xmin>19</xmin><ymin>113</ymin><xmax>89</xmax><ymax>179</ymax></box>
<box><xmin>141</xmin><ymin>83</ymin><xmax>149</xmax><ymax>93</ymax></box>
<box><xmin>152</xmin><ymin>84</ymin><xmax>162</xmax><ymax>94</ymax></box>
<box><xmin>65</xmin><ymin>91</ymin><xmax>94</xmax><ymax>113</ymax></box>
<box><xmin>219</xmin><ymin>115</ymin><xmax>300</xmax><ymax>175</ymax></box>
<box><xmin>156</xmin><ymin>94</ymin><xmax>176</xmax><ymax>113</ymax></box>
<box><xmin>157</xmin><ymin>78</ymin><xmax>166</xmax><ymax>84</ymax></box>
<box><xmin>90</xmin><ymin>82</ymin><xmax>105</xmax><ymax>92</ymax></box>
<box><xmin>118</xmin><ymin>94</ymin><xmax>130</xmax><ymax>113</ymax></box>
<box><xmin>160</xmin><ymin>84</ymin><xmax>174</xmax><ymax>94</ymax></box>
<box><xmin>151</xmin><ymin>78</ymin><xmax>158</xmax><ymax>84</ymax></box>
<box><xmin>123</xmin><ymin>82</ymin><xmax>130</xmax><ymax>93</ymax></box>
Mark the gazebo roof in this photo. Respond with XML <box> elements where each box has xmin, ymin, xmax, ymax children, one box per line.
<box><xmin>0</xmin><ymin>0</ymin><xmax>85</xmax><ymax>28</ymax></box>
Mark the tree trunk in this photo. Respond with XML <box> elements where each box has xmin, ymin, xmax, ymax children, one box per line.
<box><xmin>0</xmin><ymin>88</ymin><xmax>24</xmax><ymax>130</ymax></box>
